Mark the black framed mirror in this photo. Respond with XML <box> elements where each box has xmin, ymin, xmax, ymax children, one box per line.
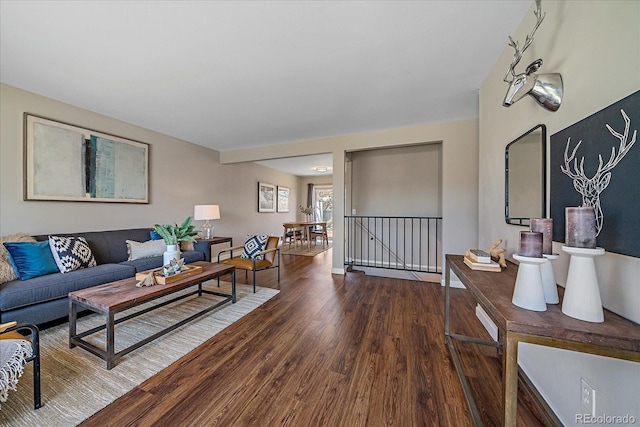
<box><xmin>505</xmin><ymin>124</ymin><xmax>546</xmax><ymax>226</ymax></box>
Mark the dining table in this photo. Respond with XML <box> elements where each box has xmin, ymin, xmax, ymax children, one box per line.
<box><xmin>282</xmin><ymin>221</ymin><xmax>327</xmax><ymax>250</ymax></box>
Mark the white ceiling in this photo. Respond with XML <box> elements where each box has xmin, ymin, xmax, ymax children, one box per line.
<box><xmin>0</xmin><ymin>0</ymin><xmax>532</xmax><ymax>174</ymax></box>
<box><xmin>256</xmin><ymin>153</ymin><xmax>333</xmax><ymax>177</ymax></box>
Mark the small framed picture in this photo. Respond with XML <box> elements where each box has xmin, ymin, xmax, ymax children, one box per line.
<box><xmin>258</xmin><ymin>182</ymin><xmax>276</xmax><ymax>212</ymax></box>
<box><xmin>277</xmin><ymin>186</ymin><xmax>291</xmax><ymax>212</ymax></box>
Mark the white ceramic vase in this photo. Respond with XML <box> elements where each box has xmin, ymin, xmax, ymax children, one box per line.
<box><xmin>163</xmin><ymin>244</ymin><xmax>181</xmax><ymax>266</ymax></box>
<box><xmin>512</xmin><ymin>254</ymin><xmax>548</xmax><ymax>311</ymax></box>
<box><xmin>561</xmin><ymin>246</ymin><xmax>605</xmax><ymax>323</ymax></box>
<box><xmin>541</xmin><ymin>253</ymin><xmax>560</xmax><ymax>304</ymax></box>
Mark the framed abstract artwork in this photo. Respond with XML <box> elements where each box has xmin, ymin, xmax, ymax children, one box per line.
<box><xmin>277</xmin><ymin>186</ymin><xmax>291</xmax><ymax>212</ymax></box>
<box><xmin>24</xmin><ymin>114</ymin><xmax>149</xmax><ymax>203</ymax></box>
<box><xmin>258</xmin><ymin>182</ymin><xmax>276</xmax><ymax>212</ymax></box>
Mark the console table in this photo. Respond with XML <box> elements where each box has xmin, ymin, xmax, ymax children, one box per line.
<box><xmin>444</xmin><ymin>254</ymin><xmax>640</xmax><ymax>426</ymax></box>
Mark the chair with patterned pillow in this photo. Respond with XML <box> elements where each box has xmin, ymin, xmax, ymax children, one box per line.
<box><xmin>0</xmin><ymin>321</ymin><xmax>41</xmax><ymax>410</ymax></box>
<box><xmin>217</xmin><ymin>235</ymin><xmax>280</xmax><ymax>293</ymax></box>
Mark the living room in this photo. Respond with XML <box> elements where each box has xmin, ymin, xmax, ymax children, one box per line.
<box><xmin>1</xmin><ymin>1</ymin><xmax>639</xmax><ymax>425</ymax></box>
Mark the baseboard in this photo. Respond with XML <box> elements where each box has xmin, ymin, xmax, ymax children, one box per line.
<box><xmin>440</xmin><ymin>277</ymin><xmax>466</xmax><ymax>289</ymax></box>
<box><xmin>332</xmin><ymin>267</ymin><xmax>346</xmax><ymax>275</ymax></box>
<box><xmin>475</xmin><ymin>304</ymin><xmax>498</xmax><ymax>341</ymax></box>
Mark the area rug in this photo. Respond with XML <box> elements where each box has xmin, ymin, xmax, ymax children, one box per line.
<box><xmin>0</xmin><ymin>281</ymin><xmax>279</xmax><ymax>426</ymax></box>
<box><xmin>280</xmin><ymin>242</ymin><xmax>332</xmax><ymax>257</ymax></box>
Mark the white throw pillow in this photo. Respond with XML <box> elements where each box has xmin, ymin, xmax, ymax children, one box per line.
<box><xmin>126</xmin><ymin>239</ymin><xmax>166</xmax><ymax>261</ymax></box>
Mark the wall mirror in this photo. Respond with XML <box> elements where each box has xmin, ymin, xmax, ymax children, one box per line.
<box><xmin>505</xmin><ymin>124</ymin><xmax>546</xmax><ymax>226</ymax></box>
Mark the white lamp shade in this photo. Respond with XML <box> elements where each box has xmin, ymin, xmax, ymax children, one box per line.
<box><xmin>194</xmin><ymin>205</ymin><xmax>220</xmax><ymax>221</ymax></box>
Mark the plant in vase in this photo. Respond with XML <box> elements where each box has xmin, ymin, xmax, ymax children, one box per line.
<box><xmin>153</xmin><ymin>216</ymin><xmax>198</xmax><ymax>266</ymax></box>
<box><xmin>299</xmin><ymin>205</ymin><xmax>314</xmax><ymax>222</ymax></box>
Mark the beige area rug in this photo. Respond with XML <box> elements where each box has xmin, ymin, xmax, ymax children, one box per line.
<box><xmin>0</xmin><ymin>281</ymin><xmax>279</xmax><ymax>427</ymax></box>
<box><xmin>280</xmin><ymin>242</ymin><xmax>332</xmax><ymax>257</ymax></box>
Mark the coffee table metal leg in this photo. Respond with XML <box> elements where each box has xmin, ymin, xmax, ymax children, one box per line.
<box><xmin>106</xmin><ymin>312</ymin><xmax>115</xmax><ymax>370</ymax></box>
<box><xmin>231</xmin><ymin>269</ymin><xmax>236</xmax><ymax>303</ymax></box>
<box><xmin>69</xmin><ymin>300</ymin><xmax>77</xmax><ymax>348</ymax></box>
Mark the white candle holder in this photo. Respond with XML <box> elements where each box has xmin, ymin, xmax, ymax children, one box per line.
<box><xmin>541</xmin><ymin>253</ymin><xmax>559</xmax><ymax>304</ymax></box>
<box><xmin>561</xmin><ymin>246</ymin><xmax>605</xmax><ymax>323</ymax></box>
<box><xmin>512</xmin><ymin>254</ymin><xmax>548</xmax><ymax>311</ymax></box>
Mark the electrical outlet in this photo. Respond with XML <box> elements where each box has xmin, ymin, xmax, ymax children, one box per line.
<box><xmin>581</xmin><ymin>378</ymin><xmax>596</xmax><ymax>416</ymax></box>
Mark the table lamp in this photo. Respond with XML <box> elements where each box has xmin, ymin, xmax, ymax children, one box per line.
<box><xmin>194</xmin><ymin>205</ymin><xmax>220</xmax><ymax>239</ymax></box>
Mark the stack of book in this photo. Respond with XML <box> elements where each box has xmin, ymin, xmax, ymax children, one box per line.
<box><xmin>464</xmin><ymin>249</ymin><xmax>502</xmax><ymax>272</ymax></box>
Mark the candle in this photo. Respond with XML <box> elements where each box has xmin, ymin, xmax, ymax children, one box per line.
<box><xmin>565</xmin><ymin>207</ymin><xmax>596</xmax><ymax>248</ymax></box>
<box><xmin>519</xmin><ymin>231</ymin><xmax>543</xmax><ymax>258</ymax></box>
<box><xmin>530</xmin><ymin>218</ymin><xmax>553</xmax><ymax>255</ymax></box>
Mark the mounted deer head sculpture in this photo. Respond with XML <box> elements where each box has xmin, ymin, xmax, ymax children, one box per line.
<box><xmin>503</xmin><ymin>0</ymin><xmax>563</xmax><ymax>112</ymax></box>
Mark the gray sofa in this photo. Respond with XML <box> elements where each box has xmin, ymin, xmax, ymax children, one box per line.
<box><xmin>0</xmin><ymin>228</ymin><xmax>209</xmax><ymax>326</ymax></box>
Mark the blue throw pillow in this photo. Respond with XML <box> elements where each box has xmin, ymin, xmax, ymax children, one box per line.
<box><xmin>241</xmin><ymin>235</ymin><xmax>269</xmax><ymax>260</ymax></box>
<box><xmin>3</xmin><ymin>241</ymin><xmax>59</xmax><ymax>280</ymax></box>
<box><xmin>150</xmin><ymin>230</ymin><xmax>163</xmax><ymax>240</ymax></box>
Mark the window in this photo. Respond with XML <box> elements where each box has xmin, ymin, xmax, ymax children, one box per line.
<box><xmin>313</xmin><ymin>185</ymin><xmax>333</xmax><ymax>237</ymax></box>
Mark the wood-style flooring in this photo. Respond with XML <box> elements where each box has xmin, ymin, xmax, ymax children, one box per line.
<box><xmin>81</xmin><ymin>249</ymin><xmax>549</xmax><ymax>426</ymax></box>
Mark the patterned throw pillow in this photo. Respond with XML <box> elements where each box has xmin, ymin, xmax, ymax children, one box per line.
<box><xmin>49</xmin><ymin>236</ymin><xmax>97</xmax><ymax>273</ymax></box>
<box><xmin>240</xmin><ymin>235</ymin><xmax>269</xmax><ymax>260</ymax></box>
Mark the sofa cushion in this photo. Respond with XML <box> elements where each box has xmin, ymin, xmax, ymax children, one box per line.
<box><xmin>0</xmin><ymin>233</ymin><xmax>36</xmax><ymax>284</ymax></box>
<box><xmin>49</xmin><ymin>235</ymin><xmax>97</xmax><ymax>273</ymax></box>
<box><xmin>0</xmin><ymin>263</ymin><xmax>135</xmax><ymax>312</ymax></box>
<box><xmin>33</xmin><ymin>228</ymin><xmax>154</xmax><ymax>264</ymax></box>
<box><xmin>241</xmin><ymin>235</ymin><xmax>269</xmax><ymax>260</ymax></box>
<box><xmin>3</xmin><ymin>241</ymin><xmax>59</xmax><ymax>280</ymax></box>
<box><xmin>126</xmin><ymin>239</ymin><xmax>166</xmax><ymax>261</ymax></box>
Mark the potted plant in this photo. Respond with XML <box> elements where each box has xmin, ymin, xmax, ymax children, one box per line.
<box><xmin>299</xmin><ymin>205</ymin><xmax>314</xmax><ymax>222</ymax></box>
<box><xmin>153</xmin><ymin>216</ymin><xmax>198</xmax><ymax>265</ymax></box>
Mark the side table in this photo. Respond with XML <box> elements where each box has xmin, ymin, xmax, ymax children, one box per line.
<box><xmin>197</xmin><ymin>236</ymin><xmax>233</xmax><ymax>262</ymax></box>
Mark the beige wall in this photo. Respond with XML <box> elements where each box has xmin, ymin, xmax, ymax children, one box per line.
<box><xmin>479</xmin><ymin>1</ymin><xmax>640</xmax><ymax>423</ymax></box>
<box><xmin>0</xmin><ymin>84</ymin><xmax>299</xmax><ymax>255</ymax></box>
<box><xmin>221</xmin><ymin>118</ymin><xmax>479</xmax><ymax>274</ymax></box>
<box><xmin>350</xmin><ymin>144</ymin><xmax>441</xmax><ymax>217</ymax></box>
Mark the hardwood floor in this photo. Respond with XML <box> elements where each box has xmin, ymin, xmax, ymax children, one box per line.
<box><xmin>81</xmin><ymin>249</ymin><xmax>549</xmax><ymax>426</ymax></box>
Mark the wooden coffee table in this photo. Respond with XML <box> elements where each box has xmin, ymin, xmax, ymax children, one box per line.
<box><xmin>69</xmin><ymin>261</ymin><xmax>235</xmax><ymax>369</ymax></box>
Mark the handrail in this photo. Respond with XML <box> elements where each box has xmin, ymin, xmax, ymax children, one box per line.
<box><xmin>344</xmin><ymin>216</ymin><xmax>442</xmax><ymax>274</ymax></box>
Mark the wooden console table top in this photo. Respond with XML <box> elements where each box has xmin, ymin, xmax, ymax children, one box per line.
<box><xmin>445</xmin><ymin>254</ymin><xmax>640</xmax><ymax>426</ymax></box>
<box><xmin>448</xmin><ymin>254</ymin><xmax>640</xmax><ymax>357</ymax></box>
